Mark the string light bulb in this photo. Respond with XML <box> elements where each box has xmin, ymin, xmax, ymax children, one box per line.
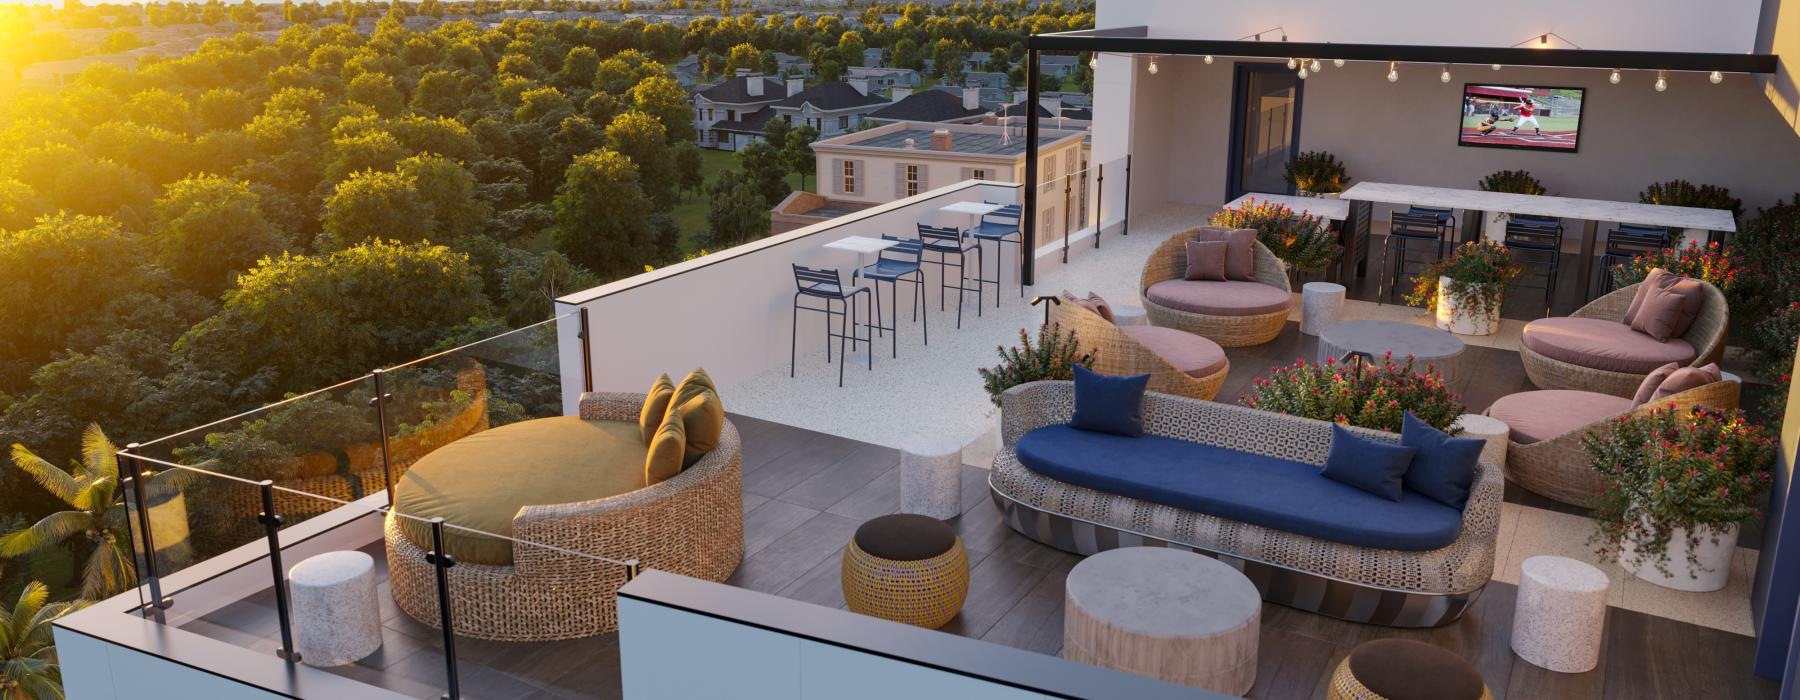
<box><xmin>1297</xmin><ymin>64</ymin><xmax>1309</xmax><ymax>79</ymax></box>
<box><xmin>1089</xmin><ymin>55</ymin><xmax>1097</xmax><ymax>69</ymax></box>
<box><xmin>1609</xmin><ymin>68</ymin><xmax>1621</xmax><ymax>84</ymax></box>
<box><xmin>1309</xmin><ymin>58</ymin><xmax>1323</xmax><ymax>73</ymax></box>
<box><xmin>1148</xmin><ymin>57</ymin><xmax>1159</xmax><ymax>75</ymax></box>
<box><xmin>1655</xmin><ymin>70</ymin><xmax>1668</xmax><ymax>92</ymax></box>
<box><xmin>1286</xmin><ymin>57</ymin><xmax>1298</xmax><ymax>69</ymax></box>
<box><xmin>1203</xmin><ymin>55</ymin><xmax>1213</xmax><ymax>64</ymax></box>
<box><xmin>1709</xmin><ymin>70</ymin><xmax>1724</xmax><ymax>84</ymax></box>
<box><xmin>1491</xmin><ymin>64</ymin><xmax>1502</xmax><ymax>71</ymax></box>
<box><xmin>1386</xmin><ymin>61</ymin><xmax>1399</xmax><ymax>83</ymax></box>
<box><xmin>1332</xmin><ymin>58</ymin><xmax>1345</xmax><ymax>68</ymax></box>
<box><xmin>1440</xmin><ymin>64</ymin><xmax>1452</xmax><ymax>83</ymax></box>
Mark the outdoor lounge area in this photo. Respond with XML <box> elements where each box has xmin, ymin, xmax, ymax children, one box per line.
<box><xmin>43</xmin><ymin>1</ymin><xmax>1800</xmax><ymax>699</ymax></box>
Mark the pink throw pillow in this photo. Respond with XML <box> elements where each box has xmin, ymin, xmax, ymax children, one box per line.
<box><xmin>1650</xmin><ymin>363</ymin><xmax>1722</xmax><ymax>402</ymax></box>
<box><xmin>1192</xmin><ymin>227</ymin><xmax>1256</xmax><ymax>281</ymax></box>
<box><xmin>1631</xmin><ymin>362</ymin><xmax>1681</xmax><ymax>406</ymax></box>
<box><xmin>1184</xmin><ymin>240</ymin><xmax>1228</xmax><ymax>281</ymax></box>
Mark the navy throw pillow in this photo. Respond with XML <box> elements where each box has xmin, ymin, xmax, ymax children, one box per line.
<box><xmin>1069</xmin><ymin>364</ymin><xmax>1148</xmax><ymax>437</ymax></box>
<box><xmin>1321</xmin><ymin>423</ymin><xmax>1415</xmax><ymax>502</ymax></box>
<box><xmin>1399</xmin><ymin>412</ymin><xmax>1485</xmax><ymax>509</ymax></box>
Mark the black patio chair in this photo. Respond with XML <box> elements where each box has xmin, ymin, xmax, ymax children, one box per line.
<box><xmin>917</xmin><ymin>223</ymin><xmax>982</xmax><ymax>329</ymax></box>
<box><xmin>791</xmin><ymin>264</ymin><xmax>871</xmax><ymax>387</ymax></box>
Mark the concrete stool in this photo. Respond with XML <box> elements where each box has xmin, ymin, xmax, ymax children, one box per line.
<box><xmin>1454</xmin><ymin>413</ymin><xmax>1511</xmax><ymax>467</ymax></box>
<box><xmin>1512</xmin><ymin>555</ymin><xmax>1609</xmax><ymax>673</ymax></box>
<box><xmin>1110</xmin><ymin>303</ymin><xmax>1149</xmax><ymax>327</ymax></box>
<box><xmin>1301</xmin><ymin>282</ymin><xmax>1347</xmax><ymax>336</ymax></box>
<box><xmin>289</xmin><ymin>551</ymin><xmax>382</xmax><ymax>666</ymax></box>
<box><xmin>1065</xmin><ymin>547</ymin><xmax>1259</xmax><ymax>694</ymax></box>
<box><xmin>900</xmin><ymin>436</ymin><xmax>962</xmax><ymax>520</ymax></box>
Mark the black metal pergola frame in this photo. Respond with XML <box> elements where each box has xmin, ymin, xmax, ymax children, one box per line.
<box><xmin>1015</xmin><ymin>26</ymin><xmax>1779</xmax><ymax>286</ymax></box>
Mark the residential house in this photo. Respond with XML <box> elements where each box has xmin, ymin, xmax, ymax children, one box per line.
<box><xmin>846</xmin><ymin>66</ymin><xmax>923</xmax><ymax>90</ymax></box>
<box><xmin>965</xmin><ymin>50</ymin><xmax>994</xmax><ymax>73</ymax></box>
<box><xmin>1038</xmin><ymin>54</ymin><xmax>1080</xmax><ymax>78</ymax></box>
<box><xmin>865</xmin><ymin>87</ymin><xmax>991</xmax><ymax>124</ymax></box>
<box><xmin>963</xmin><ymin>70</ymin><xmax>1010</xmax><ymax>90</ymax></box>
<box><xmin>692</xmin><ymin>75</ymin><xmax>789</xmax><ymax>151</ymax></box>
<box><xmin>764</xmin><ymin>79</ymin><xmax>890</xmax><ymax>139</ymax></box>
<box><xmin>862</xmin><ymin>47</ymin><xmax>884</xmax><ymax>67</ymax></box>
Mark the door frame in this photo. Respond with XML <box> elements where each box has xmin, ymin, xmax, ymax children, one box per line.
<box><xmin>1225</xmin><ymin>61</ymin><xmax>1306</xmax><ymax>200</ymax></box>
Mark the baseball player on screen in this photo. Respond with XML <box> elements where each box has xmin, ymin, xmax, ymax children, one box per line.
<box><xmin>1511</xmin><ymin>95</ymin><xmax>1542</xmax><ymax>135</ymax></box>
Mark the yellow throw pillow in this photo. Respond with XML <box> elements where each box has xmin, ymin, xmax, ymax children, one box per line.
<box><xmin>645</xmin><ymin>410</ymin><xmax>687</xmax><ymax>485</ymax></box>
<box><xmin>674</xmin><ymin>367</ymin><xmax>716</xmax><ymax>394</ymax></box>
<box><xmin>639</xmin><ymin>374</ymin><xmax>676</xmax><ymax>445</ymax></box>
<box><xmin>669</xmin><ymin>386</ymin><xmax>725</xmax><ymax>467</ymax></box>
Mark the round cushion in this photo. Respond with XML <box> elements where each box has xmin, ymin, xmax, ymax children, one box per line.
<box><xmin>1118</xmin><ymin>325</ymin><xmax>1228</xmax><ymax>378</ymax></box>
<box><xmin>1145</xmin><ymin>279</ymin><xmax>1292</xmax><ymax>317</ymax></box>
<box><xmin>392</xmin><ymin>416</ymin><xmax>650</xmax><ymax>566</ymax></box>
<box><xmin>1337</xmin><ymin>639</ymin><xmax>1488</xmax><ymax>700</ymax></box>
<box><xmin>853</xmin><ymin>514</ymin><xmax>956</xmax><ymax>561</ymax></box>
<box><xmin>1521</xmin><ymin>317</ymin><xmax>1696</xmax><ymax>375</ymax></box>
<box><xmin>1486</xmin><ymin>390</ymin><xmax>1634</xmax><ymax>445</ymax></box>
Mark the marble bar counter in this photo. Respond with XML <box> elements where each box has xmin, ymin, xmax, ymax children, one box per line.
<box><xmin>1224</xmin><ymin>192</ymin><xmax>1351</xmax><ymax>222</ymax></box>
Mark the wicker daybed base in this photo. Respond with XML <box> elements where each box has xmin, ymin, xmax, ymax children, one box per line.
<box><xmin>1049</xmin><ymin>302</ymin><xmax>1228</xmax><ymax>401</ymax></box>
<box><xmin>990</xmin><ymin>381</ymin><xmax>1500</xmax><ymax>629</ymax></box>
<box><xmin>1520</xmin><ymin>282</ymin><xmax>1728</xmax><ymax>398</ymax></box>
<box><xmin>1139</xmin><ymin>227</ymin><xmax>1294</xmax><ymax>348</ymax></box>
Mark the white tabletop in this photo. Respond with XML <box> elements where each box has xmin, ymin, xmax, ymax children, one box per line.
<box><xmin>1340</xmin><ymin>182</ymin><xmax>1736</xmax><ymax>232</ymax></box>
<box><xmin>823</xmin><ymin>235</ymin><xmax>899</xmax><ymax>254</ymax></box>
<box><xmin>1224</xmin><ymin>192</ymin><xmax>1350</xmax><ymax>222</ymax></box>
<box><xmin>940</xmin><ymin>201</ymin><xmax>1007</xmax><ymax>216</ymax></box>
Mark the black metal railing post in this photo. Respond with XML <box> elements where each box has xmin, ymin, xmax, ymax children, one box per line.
<box><xmin>370</xmin><ymin>369</ymin><xmax>395</xmax><ymax>504</ymax></box>
<box><xmin>256</xmin><ymin>481</ymin><xmax>299</xmax><ymax>663</ymax></box>
<box><xmin>1092</xmin><ymin>164</ymin><xmax>1103</xmax><ymax>250</ymax></box>
<box><xmin>1061</xmin><ymin>174</ymin><xmax>1072</xmax><ymax>264</ymax></box>
<box><xmin>578</xmin><ymin>307</ymin><xmax>594</xmax><ymax>393</ymax></box>
<box><xmin>425</xmin><ymin>518</ymin><xmax>462</xmax><ymax>700</ymax></box>
<box><xmin>1121</xmin><ymin>154</ymin><xmax>1133</xmax><ymax>236</ymax></box>
<box><xmin>120</xmin><ymin>445</ymin><xmax>171</xmax><ymax>612</ymax></box>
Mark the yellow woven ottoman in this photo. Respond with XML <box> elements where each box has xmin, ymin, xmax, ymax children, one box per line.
<box><xmin>841</xmin><ymin>514</ymin><xmax>969</xmax><ymax>628</ymax></box>
<box><xmin>1328</xmin><ymin>639</ymin><xmax>1493</xmax><ymax>700</ymax></box>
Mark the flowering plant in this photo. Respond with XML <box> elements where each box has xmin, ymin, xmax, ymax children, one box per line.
<box><xmin>1608</xmin><ymin>240</ymin><xmax>1739</xmax><ymax>292</ymax></box>
<box><xmin>1238</xmin><ymin>353</ymin><xmax>1465</xmax><ymax>433</ymax></box>
<box><xmin>1209</xmin><ymin>198</ymin><xmax>1340</xmax><ymax>271</ymax></box>
<box><xmin>1586</xmin><ymin>405</ymin><xmax>1775</xmax><ymax>579</ymax></box>
<box><xmin>977</xmin><ymin>323</ymin><xmax>1095</xmax><ymax>406</ymax></box>
<box><xmin>1404</xmin><ymin>241</ymin><xmax>1521</xmax><ymax>331</ymax></box>
<box><xmin>1753</xmin><ymin>302</ymin><xmax>1800</xmax><ymax>420</ymax></box>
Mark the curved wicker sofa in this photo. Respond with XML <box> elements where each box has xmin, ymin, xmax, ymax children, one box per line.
<box><xmin>385</xmin><ymin>391</ymin><xmax>743</xmax><ymax>642</ymax></box>
<box><xmin>1048</xmin><ymin>301</ymin><xmax>1228</xmax><ymax>401</ymax></box>
<box><xmin>989</xmin><ymin>381</ymin><xmax>1501</xmax><ymax>628</ymax></box>
<box><xmin>1520</xmin><ymin>281</ymin><xmax>1728</xmax><ymax>397</ymax></box>
<box><xmin>1140</xmin><ymin>229</ymin><xmax>1292</xmax><ymax>347</ymax></box>
<box><xmin>1491</xmin><ymin>379</ymin><xmax>1739</xmax><ymax>507</ymax></box>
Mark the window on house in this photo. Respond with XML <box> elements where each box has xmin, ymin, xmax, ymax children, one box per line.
<box><xmin>970</xmin><ymin>168</ymin><xmax>989</xmax><ymax>181</ymax></box>
<box><xmin>784</xmin><ymin>114</ymin><xmax>792</xmax><ymax>123</ymax></box>
<box><xmin>904</xmin><ymin>164</ymin><xmax>922</xmax><ymax>196</ymax></box>
<box><xmin>706</xmin><ymin>109</ymin><xmax>715</xmax><ymax>121</ymax></box>
<box><xmin>842</xmin><ymin>160</ymin><xmax>858</xmax><ymax>194</ymax></box>
<box><xmin>727</xmin><ymin>109</ymin><xmax>737</xmax><ymax>121</ymax></box>
<box><xmin>838</xmin><ymin>115</ymin><xmax>850</xmax><ymax>129</ymax></box>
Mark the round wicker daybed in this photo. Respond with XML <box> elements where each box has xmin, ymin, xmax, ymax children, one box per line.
<box><xmin>384</xmin><ymin>391</ymin><xmax>743</xmax><ymax>642</ymax></box>
<box><xmin>1140</xmin><ymin>227</ymin><xmax>1293</xmax><ymax>347</ymax></box>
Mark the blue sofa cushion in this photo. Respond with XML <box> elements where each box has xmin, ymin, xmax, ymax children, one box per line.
<box><xmin>1014</xmin><ymin>425</ymin><xmax>1465</xmax><ymax>551</ymax></box>
<box><xmin>1400</xmin><ymin>412</ymin><xmax>1485</xmax><ymax>509</ymax></box>
<box><xmin>1070</xmin><ymin>364</ymin><xmax>1148</xmax><ymax>437</ymax></box>
<box><xmin>1322</xmin><ymin>424</ymin><xmax>1415</xmax><ymax>502</ymax></box>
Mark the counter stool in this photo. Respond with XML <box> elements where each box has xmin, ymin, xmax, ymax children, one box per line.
<box><xmin>861</xmin><ymin>235</ymin><xmax>928</xmax><ymax>358</ymax></box>
<box><xmin>842</xmin><ymin>514</ymin><xmax>969</xmax><ymax>628</ymax></box>
<box><xmin>791</xmin><ymin>264</ymin><xmax>872</xmax><ymax>387</ymax></box>
<box><xmin>1377</xmin><ymin>211</ymin><xmax>1453</xmax><ymax>303</ymax></box>
<box><xmin>967</xmin><ymin>203</ymin><xmax>1023</xmax><ymax>306</ymax></box>
<box><xmin>1595</xmin><ymin>224</ymin><xmax>1671</xmax><ymax>297</ymax></box>
<box><xmin>917</xmin><ymin>223</ymin><xmax>982</xmax><ymax>328</ymax></box>
<box><xmin>1503</xmin><ymin>216</ymin><xmax>1564</xmax><ymax>317</ymax></box>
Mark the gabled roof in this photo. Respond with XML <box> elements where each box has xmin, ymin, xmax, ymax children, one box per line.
<box><xmin>696</xmin><ymin>76</ymin><xmax>788</xmax><ymax>104</ymax></box>
<box><xmin>712</xmin><ymin>108</ymin><xmax>777</xmax><ymax>134</ymax></box>
<box><xmin>995</xmin><ymin>101</ymin><xmax>1055</xmax><ymax>118</ymax></box>
<box><xmin>1060</xmin><ymin>107</ymin><xmax>1093</xmax><ymax>120</ymax></box>
<box><xmin>772</xmin><ymin>82</ymin><xmax>888</xmax><ymax>111</ymax></box>
<box><xmin>868</xmin><ymin>90</ymin><xmax>988</xmax><ymax>123</ymax></box>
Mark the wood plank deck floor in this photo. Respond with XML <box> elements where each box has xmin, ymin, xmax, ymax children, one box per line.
<box><xmin>181</xmin><ymin>325</ymin><xmax>1780</xmax><ymax>699</ymax></box>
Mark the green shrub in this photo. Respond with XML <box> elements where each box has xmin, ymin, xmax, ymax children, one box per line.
<box><xmin>1477</xmin><ymin>169</ymin><xmax>1546</xmax><ymax>195</ymax></box>
<box><xmin>977</xmin><ymin>323</ymin><xmax>1095</xmax><ymax>406</ymax></box>
<box><xmin>1639</xmin><ymin>179</ymin><xmax>1743</xmax><ymax>221</ymax></box>
<box><xmin>1210</xmin><ymin>198</ymin><xmax>1339</xmax><ymax>271</ymax></box>
<box><xmin>1282</xmin><ymin>151</ymin><xmax>1349</xmax><ymax>194</ymax></box>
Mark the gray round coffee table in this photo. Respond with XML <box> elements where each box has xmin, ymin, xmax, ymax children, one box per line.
<box><xmin>1316</xmin><ymin>320</ymin><xmax>1465</xmax><ymax>383</ymax></box>
<box><xmin>1063</xmin><ymin>547</ymin><xmax>1259</xmax><ymax>694</ymax></box>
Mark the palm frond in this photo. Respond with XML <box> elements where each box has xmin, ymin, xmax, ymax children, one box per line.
<box><xmin>81</xmin><ymin>538</ymin><xmax>137</xmax><ymax>600</ymax></box>
<box><xmin>70</xmin><ymin>476</ymin><xmax>118</xmax><ymax>515</ymax></box>
<box><xmin>79</xmin><ymin>424</ymin><xmax>119</xmax><ymax>483</ymax></box>
<box><xmin>7</xmin><ymin>445</ymin><xmax>80</xmax><ymax>507</ymax></box>
<box><xmin>0</xmin><ymin>512</ymin><xmax>92</xmax><ymax>558</ymax></box>
<box><xmin>11</xmin><ymin>663</ymin><xmax>67</xmax><ymax>700</ymax></box>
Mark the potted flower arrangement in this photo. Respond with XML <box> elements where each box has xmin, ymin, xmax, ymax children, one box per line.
<box><xmin>1238</xmin><ymin>353</ymin><xmax>1466</xmax><ymax>433</ymax></box>
<box><xmin>977</xmin><ymin>323</ymin><xmax>1095</xmax><ymax>406</ymax></box>
<box><xmin>1210</xmin><ymin>198</ymin><xmax>1340</xmax><ymax>273</ymax></box>
<box><xmin>1405</xmin><ymin>241</ymin><xmax>1521</xmax><ymax>336</ymax></box>
<box><xmin>1283</xmin><ymin>151</ymin><xmax>1349</xmax><ymax>198</ymax></box>
<box><xmin>1608</xmin><ymin>240</ymin><xmax>1738</xmax><ymax>292</ymax></box>
<box><xmin>1586</xmin><ymin>405</ymin><xmax>1775</xmax><ymax>591</ymax></box>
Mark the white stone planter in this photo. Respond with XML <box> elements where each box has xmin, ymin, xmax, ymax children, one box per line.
<box><xmin>1295</xmin><ymin>189</ymin><xmax>1342</xmax><ymax>199</ymax></box>
<box><xmin>1620</xmin><ymin>522</ymin><xmax>1738</xmax><ymax>592</ymax></box>
<box><xmin>1434</xmin><ymin>276</ymin><xmax>1502</xmax><ymax>336</ymax></box>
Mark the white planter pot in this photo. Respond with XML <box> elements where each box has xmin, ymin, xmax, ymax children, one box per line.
<box><xmin>1434</xmin><ymin>276</ymin><xmax>1502</xmax><ymax>336</ymax></box>
<box><xmin>1620</xmin><ymin>522</ymin><xmax>1738</xmax><ymax>592</ymax></box>
<box><xmin>1295</xmin><ymin>189</ymin><xmax>1341</xmax><ymax>200</ymax></box>
<box><xmin>1483</xmin><ymin>210</ymin><xmax>1511</xmax><ymax>244</ymax></box>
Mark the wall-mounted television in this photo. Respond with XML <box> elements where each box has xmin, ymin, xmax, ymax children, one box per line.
<box><xmin>1458</xmin><ymin>84</ymin><xmax>1585</xmax><ymax>153</ymax></box>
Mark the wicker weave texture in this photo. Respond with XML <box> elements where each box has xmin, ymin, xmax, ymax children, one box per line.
<box><xmin>992</xmin><ymin>381</ymin><xmax>1501</xmax><ymax>596</ymax></box>
<box><xmin>1522</xmin><ymin>281</ymin><xmax>1730</xmax><ymax>397</ymax></box>
<box><xmin>841</xmin><ymin>538</ymin><xmax>970</xmax><ymax>629</ymax></box>
<box><xmin>1139</xmin><ymin>227</ymin><xmax>1293</xmax><ymax>347</ymax></box>
<box><xmin>1326</xmin><ymin>656</ymin><xmax>1494</xmax><ymax>700</ymax></box>
<box><xmin>1049</xmin><ymin>302</ymin><xmax>1227</xmax><ymax>401</ymax></box>
<box><xmin>385</xmin><ymin>391</ymin><xmax>743</xmax><ymax>642</ymax></box>
<box><xmin>1500</xmin><ymin>380</ymin><xmax>1740</xmax><ymax>507</ymax></box>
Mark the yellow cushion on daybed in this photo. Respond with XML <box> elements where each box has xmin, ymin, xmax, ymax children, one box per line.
<box><xmin>669</xmin><ymin>368</ymin><xmax>724</xmax><ymax>467</ymax></box>
<box><xmin>393</xmin><ymin>416</ymin><xmax>650</xmax><ymax>567</ymax></box>
<box><xmin>646</xmin><ymin>407</ymin><xmax>688</xmax><ymax>485</ymax></box>
<box><xmin>639</xmin><ymin>373</ymin><xmax>676</xmax><ymax>444</ymax></box>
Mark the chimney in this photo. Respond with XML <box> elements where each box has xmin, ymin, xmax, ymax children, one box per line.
<box><xmin>962</xmin><ymin>87</ymin><xmax>980</xmax><ymax>111</ymax></box>
<box><xmin>930</xmin><ymin>129</ymin><xmax>953</xmax><ymax>151</ymax></box>
<box><xmin>786</xmin><ymin>78</ymin><xmax>805</xmax><ymax>98</ymax></box>
<box><xmin>746</xmin><ymin>77</ymin><xmax>764</xmax><ymax>97</ymax></box>
<box><xmin>1039</xmin><ymin>96</ymin><xmax>1061</xmax><ymax>119</ymax></box>
<box><xmin>890</xmin><ymin>87</ymin><xmax>913</xmax><ymax>102</ymax></box>
<box><xmin>848</xmin><ymin>78</ymin><xmax>870</xmax><ymax>96</ymax></box>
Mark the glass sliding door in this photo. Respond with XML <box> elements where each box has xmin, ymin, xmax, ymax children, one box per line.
<box><xmin>1227</xmin><ymin>64</ymin><xmax>1304</xmax><ymax>199</ymax></box>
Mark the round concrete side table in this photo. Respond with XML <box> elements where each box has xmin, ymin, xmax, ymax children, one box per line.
<box><xmin>1454</xmin><ymin>413</ymin><xmax>1510</xmax><ymax>466</ymax></box>
<box><xmin>1064</xmin><ymin>547</ymin><xmax>1259</xmax><ymax>694</ymax></box>
<box><xmin>289</xmin><ymin>550</ymin><xmax>382</xmax><ymax>666</ymax></box>
<box><xmin>1110</xmin><ymin>303</ymin><xmax>1149</xmax><ymax>327</ymax></box>
<box><xmin>1300</xmin><ymin>282</ymin><xmax>1347</xmax><ymax>336</ymax></box>
<box><xmin>1512</xmin><ymin>555</ymin><xmax>1610</xmax><ymax>673</ymax></box>
<box><xmin>900</xmin><ymin>436</ymin><xmax>963</xmax><ymax>520</ymax></box>
<box><xmin>1317</xmin><ymin>320</ymin><xmax>1466</xmax><ymax>383</ymax></box>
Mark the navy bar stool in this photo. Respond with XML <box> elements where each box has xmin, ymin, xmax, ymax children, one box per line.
<box><xmin>791</xmin><ymin>264</ymin><xmax>872</xmax><ymax>387</ymax></box>
<box><xmin>967</xmin><ymin>203</ymin><xmax>1023</xmax><ymax>306</ymax></box>
<box><xmin>1377</xmin><ymin>211</ymin><xmax>1453</xmax><ymax>303</ymax></box>
<box><xmin>917</xmin><ymin>223</ymin><xmax>982</xmax><ymax>328</ymax></box>
<box><xmin>1503</xmin><ymin>217</ymin><xmax>1565</xmax><ymax>317</ymax></box>
<box><xmin>1595</xmin><ymin>224</ymin><xmax>1672</xmax><ymax>297</ymax></box>
<box><xmin>861</xmin><ymin>236</ymin><xmax>928</xmax><ymax>358</ymax></box>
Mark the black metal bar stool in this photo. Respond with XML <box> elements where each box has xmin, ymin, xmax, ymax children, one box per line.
<box><xmin>1503</xmin><ymin>216</ymin><xmax>1565</xmax><ymax>317</ymax></box>
<box><xmin>790</xmin><ymin>264</ymin><xmax>872</xmax><ymax>387</ymax></box>
<box><xmin>1595</xmin><ymin>224</ymin><xmax>1672</xmax><ymax>297</ymax></box>
<box><xmin>860</xmin><ymin>236</ymin><xmax>928</xmax><ymax>359</ymax></box>
<box><xmin>1376</xmin><ymin>210</ymin><xmax>1453</xmax><ymax>303</ymax></box>
<box><xmin>967</xmin><ymin>203</ymin><xmax>1023</xmax><ymax>306</ymax></box>
<box><xmin>917</xmin><ymin>223</ymin><xmax>982</xmax><ymax>329</ymax></box>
